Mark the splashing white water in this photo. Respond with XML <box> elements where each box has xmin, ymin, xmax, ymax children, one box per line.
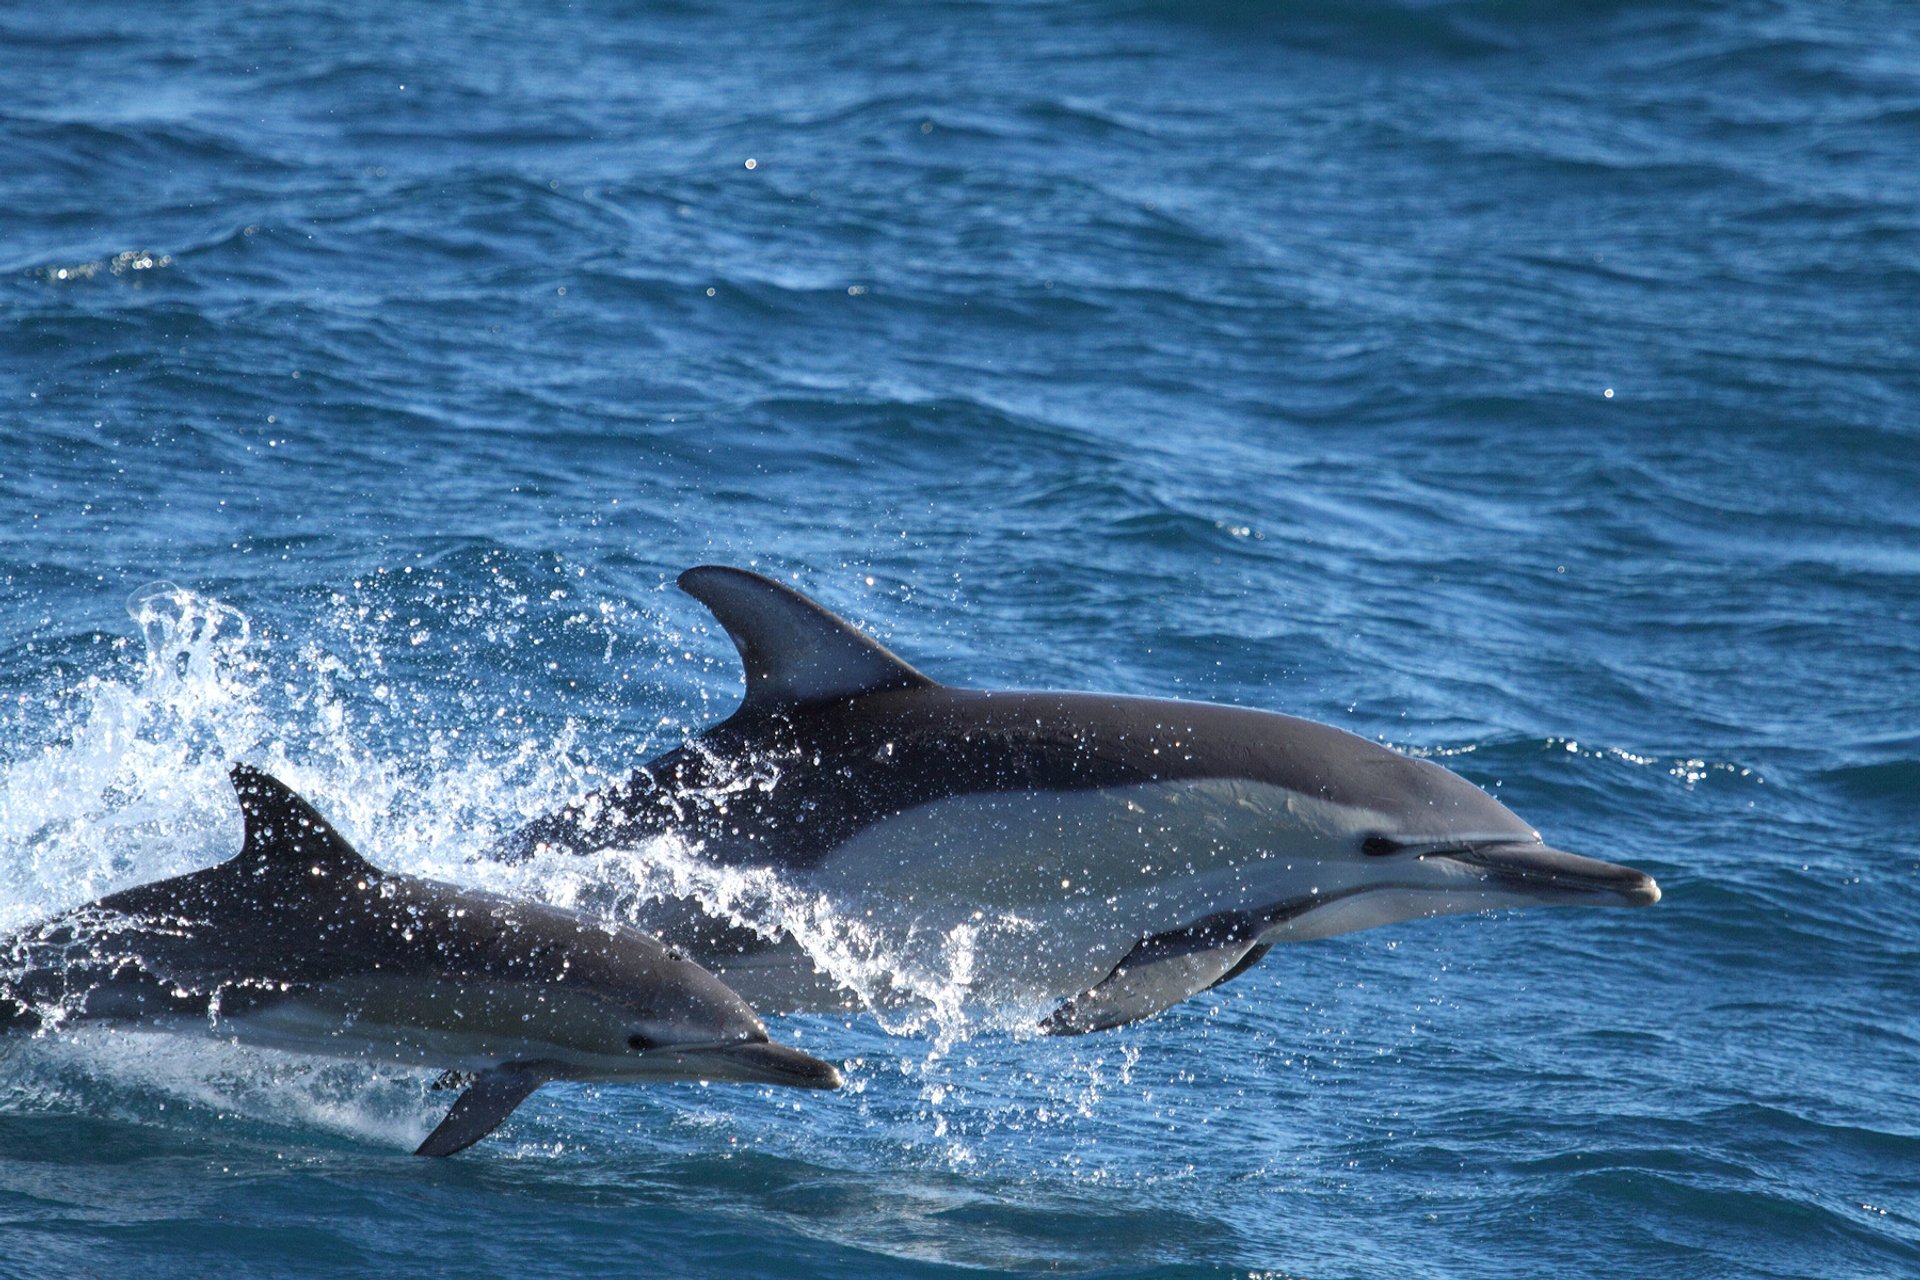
<box><xmin>478</xmin><ymin>835</ymin><xmax>1047</xmax><ymax>1049</ymax></box>
<box><xmin>0</xmin><ymin>586</ymin><xmax>267</xmax><ymax>930</ymax></box>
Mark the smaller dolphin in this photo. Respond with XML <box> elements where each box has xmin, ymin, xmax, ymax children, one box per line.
<box><xmin>1</xmin><ymin>764</ymin><xmax>839</xmax><ymax>1156</ymax></box>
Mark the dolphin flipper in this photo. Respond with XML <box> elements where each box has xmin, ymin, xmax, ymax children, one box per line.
<box><xmin>1041</xmin><ymin>912</ymin><xmax>1265</xmax><ymax>1035</ymax></box>
<box><xmin>415</xmin><ymin>1064</ymin><xmax>548</xmax><ymax>1157</ymax></box>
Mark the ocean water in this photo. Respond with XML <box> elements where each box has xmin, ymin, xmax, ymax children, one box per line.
<box><xmin>3</xmin><ymin>1</ymin><xmax>1918</xmax><ymax>1275</ymax></box>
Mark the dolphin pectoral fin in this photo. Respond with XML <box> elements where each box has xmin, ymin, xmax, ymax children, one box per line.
<box><xmin>415</xmin><ymin>1065</ymin><xmax>547</xmax><ymax>1157</ymax></box>
<box><xmin>1206</xmin><ymin>942</ymin><xmax>1271</xmax><ymax>992</ymax></box>
<box><xmin>1040</xmin><ymin>912</ymin><xmax>1264</xmax><ymax>1036</ymax></box>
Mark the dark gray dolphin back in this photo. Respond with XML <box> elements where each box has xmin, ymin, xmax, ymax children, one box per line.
<box><xmin>90</xmin><ymin>767</ymin><xmax>384</xmax><ymax>948</ymax></box>
<box><xmin>501</xmin><ymin>566</ymin><xmax>1540</xmax><ymax>871</ymax></box>
<box><xmin>679</xmin><ymin>566</ymin><xmax>933</xmax><ymax>716</ymax></box>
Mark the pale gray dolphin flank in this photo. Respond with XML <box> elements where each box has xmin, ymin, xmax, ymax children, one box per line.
<box><xmin>502</xmin><ymin>566</ymin><xmax>1660</xmax><ymax>1034</ymax></box>
<box><xmin>1</xmin><ymin>764</ymin><xmax>839</xmax><ymax>1156</ymax></box>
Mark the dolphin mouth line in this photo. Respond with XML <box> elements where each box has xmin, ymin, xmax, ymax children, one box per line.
<box><xmin>664</xmin><ymin>1038</ymin><xmax>844</xmax><ymax>1089</ymax></box>
<box><xmin>1430</xmin><ymin>842</ymin><xmax>1662</xmax><ymax>906</ymax></box>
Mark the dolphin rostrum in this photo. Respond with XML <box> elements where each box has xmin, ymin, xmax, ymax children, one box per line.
<box><xmin>1</xmin><ymin>764</ymin><xmax>840</xmax><ymax>1155</ymax></box>
<box><xmin>500</xmin><ymin>566</ymin><xmax>1660</xmax><ymax>1034</ymax></box>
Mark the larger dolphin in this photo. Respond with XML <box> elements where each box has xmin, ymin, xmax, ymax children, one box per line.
<box><xmin>2</xmin><ymin>764</ymin><xmax>839</xmax><ymax>1155</ymax></box>
<box><xmin>501</xmin><ymin>566</ymin><xmax>1660</xmax><ymax>1033</ymax></box>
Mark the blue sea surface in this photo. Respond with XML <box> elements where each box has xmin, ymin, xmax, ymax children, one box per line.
<box><xmin>3</xmin><ymin>1</ymin><xmax>1918</xmax><ymax>1276</ymax></box>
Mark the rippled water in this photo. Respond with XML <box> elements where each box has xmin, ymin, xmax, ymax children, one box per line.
<box><xmin>4</xmin><ymin>1</ymin><xmax>1918</xmax><ymax>1276</ymax></box>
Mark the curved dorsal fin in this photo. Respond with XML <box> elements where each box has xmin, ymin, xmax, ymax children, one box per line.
<box><xmin>227</xmin><ymin>763</ymin><xmax>379</xmax><ymax>880</ymax></box>
<box><xmin>678</xmin><ymin>566</ymin><xmax>933</xmax><ymax>716</ymax></box>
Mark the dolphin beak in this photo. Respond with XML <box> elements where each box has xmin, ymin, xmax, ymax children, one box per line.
<box><xmin>687</xmin><ymin>1040</ymin><xmax>844</xmax><ymax>1090</ymax></box>
<box><xmin>1434</xmin><ymin>842</ymin><xmax>1662</xmax><ymax>907</ymax></box>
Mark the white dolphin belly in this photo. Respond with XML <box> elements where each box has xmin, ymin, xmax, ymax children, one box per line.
<box><xmin>685</xmin><ymin>775</ymin><xmax>1566</xmax><ymax>1018</ymax></box>
<box><xmin>773</xmin><ymin>778</ymin><xmax>1410</xmax><ymax>1007</ymax></box>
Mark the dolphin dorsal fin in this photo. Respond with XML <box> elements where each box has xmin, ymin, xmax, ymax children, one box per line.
<box><xmin>227</xmin><ymin>763</ymin><xmax>379</xmax><ymax>880</ymax></box>
<box><xmin>678</xmin><ymin>566</ymin><xmax>933</xmax><ymax>716</ymax></box>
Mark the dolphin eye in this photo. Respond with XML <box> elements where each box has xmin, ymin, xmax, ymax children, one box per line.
<box><xmin>628</xmin><ymin>1033</ymin><xmax>658</xmax><ymax>1051</ymax></box>
<box><xmin>1361</xmin><ymin>835</ymin><xmax>1401</xmax><ymax>857</ymax></box>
